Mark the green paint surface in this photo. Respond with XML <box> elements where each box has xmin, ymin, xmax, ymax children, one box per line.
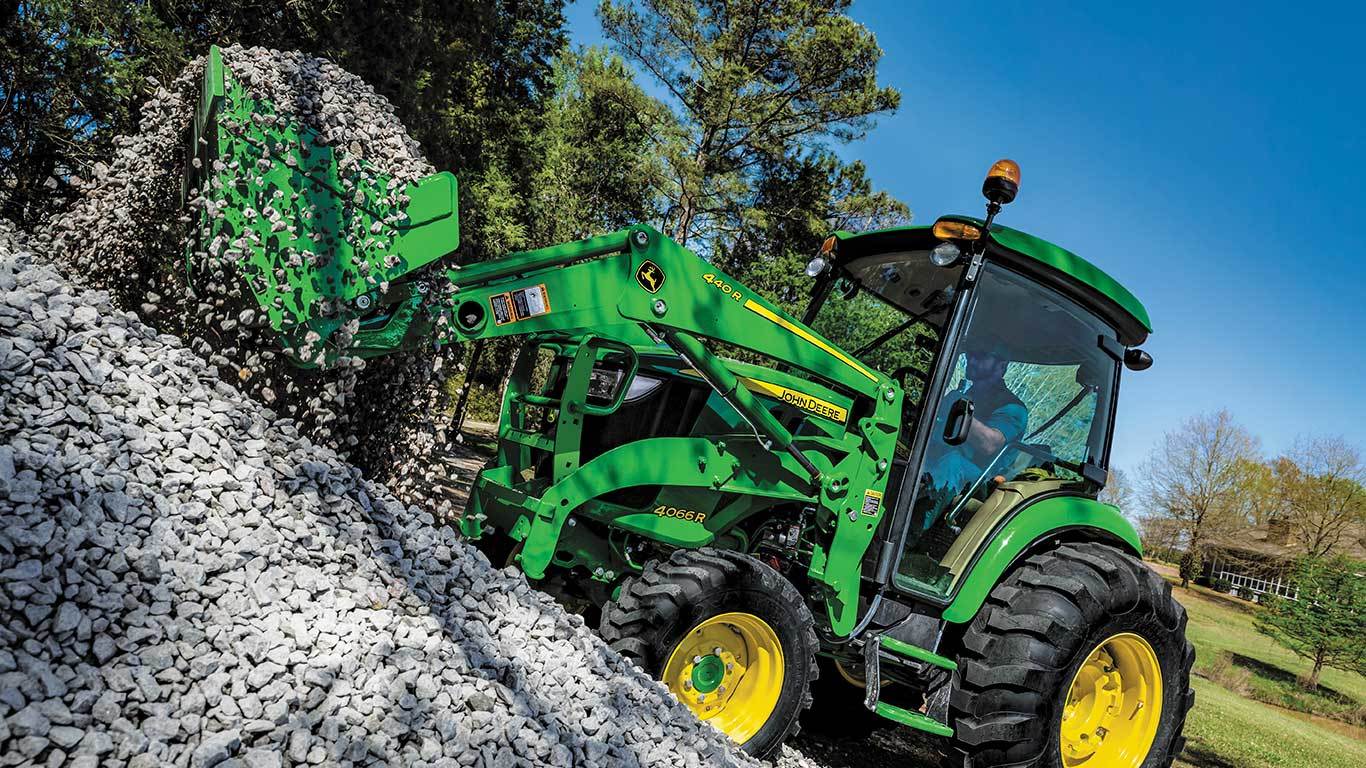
<box><xmin>880</xmin><ymin>635</ymin><xmax>957</xmax><ymax>671</ymax></box>
<box><xmin>185</xmin><ymin>46</ymin><xmax>459</xmax><ymax>363</ymax></box>
<box><xmin>874</xmin><ymin>701</ymin><xmax>955</xmax><ymax>737</ymax></box>
<box><xmin>834</xmin><ymin>221</ymin><xmax>1152</xmax><ymax>337</ymax></box>
<box><xmin>692</xmin><ymin>655</ymin><xmax>725</xmax><ymax>693</ymax></box>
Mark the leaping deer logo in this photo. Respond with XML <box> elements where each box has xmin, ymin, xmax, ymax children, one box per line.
<box><xmin>636</xmin><ymin>261</ymin><xmax>665</xmax><ymax>293</ymax></box>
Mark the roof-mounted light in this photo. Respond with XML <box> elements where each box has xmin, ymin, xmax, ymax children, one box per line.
<box><xmin>805</xmin><ymin>235</ymin><xmax>837</xmax><ymax>277</ymax></box>
<box><xmin>932</xmin><ymin>219</ymin><xmax>983</xmax><ymax>241</ymax></box>
<box><xmin>983</xmin><ymin>159</ymin><xmax>1020</xmax><ymax>206</ymax></box>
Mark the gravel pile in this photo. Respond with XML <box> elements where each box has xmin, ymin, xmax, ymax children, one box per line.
<box><xmin>0</xmin><ymin>221</ymin><xmax>772</xmax><ymax>767</ymax></box>
<box><xmin>3</xmin><ymin>45</ymin><xmax>832</xmax><ymax>768</ymax></box>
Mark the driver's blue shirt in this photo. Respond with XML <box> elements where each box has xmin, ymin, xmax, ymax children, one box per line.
<box><xmin>922</xmin><ymin>380</ymin><xmax>1028</xmax><ymax>528</ymax></box>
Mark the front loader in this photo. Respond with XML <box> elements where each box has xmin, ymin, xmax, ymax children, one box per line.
<box><xmin>183</xmin><ymin>46</ymin><xmax>1194</xmax><ymax>766</ymax></box>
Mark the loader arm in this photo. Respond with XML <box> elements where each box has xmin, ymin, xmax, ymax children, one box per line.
<box><xmin>183</xmin><ymin>45</ymin><xmax>900</xmax><ymax>636</ymax></box>
<box><xmin>421</xmin><ymin>226</ymin><xmax>903</xmax><ymax>633</ymax></box>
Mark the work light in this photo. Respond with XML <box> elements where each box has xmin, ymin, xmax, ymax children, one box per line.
<box><xmin>931</xmin><ymin>241</ymin><xmax>962</xmax><ymax>267</ymax></box>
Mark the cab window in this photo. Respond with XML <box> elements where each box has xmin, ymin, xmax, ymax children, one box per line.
<box><xmin>807</xmin><ymin>249</ymin><xmax>962</xmax><ymax>453</ymax></box>
<box><xmin>895</xmin><ymin>263</ymin><xmax>1119</xmax><ymax>598</ymax></box>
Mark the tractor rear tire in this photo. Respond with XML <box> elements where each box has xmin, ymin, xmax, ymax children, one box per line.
<box><xmin>600</xmin><ymin>548</ymin><xmax>818</xmax><ymax>759</ymax></box>
<box><xmin>945</xmin><ymin>542</ymin><xmax>1194</xmax><ymax>768</ymax></box>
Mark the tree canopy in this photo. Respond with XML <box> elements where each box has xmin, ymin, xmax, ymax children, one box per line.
<box><xmin>1</xmin><ymin>0</ymin><xmax>567</xmax><ymax>264</ymax></box>
<box><xmin>1273</xmin><ymin>436</ymin><xmax>1366</xmax><ymax>559</ymax></box>
<box><xmin>1142</xmin><ymin>410</ymin><xmax>1263</xmax><ymax>586</ymax></box>
<box><xmin>598</xmin><ymin>0</ymin><xmax>901</xmax><ymax>250</ymax></box>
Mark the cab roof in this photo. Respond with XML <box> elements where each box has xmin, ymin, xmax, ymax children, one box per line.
<box><xmin>832</xmin><ymin>221</ymin><xmax>1153</xmax><ymax>345</ymax></box>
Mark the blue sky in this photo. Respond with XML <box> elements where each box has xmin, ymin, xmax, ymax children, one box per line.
<box><xmin>565</xmin><ymin>1</ymin><xmax>1366</xmax><ymax>476</ymax></box>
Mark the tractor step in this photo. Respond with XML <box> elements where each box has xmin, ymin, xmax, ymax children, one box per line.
<box><xmin>879</xmin><ymin>635</ymin><xmax>958</xmax><ymax>671</ymax></box>
<box><xmin>873</xmin><ymin>701</ymin><xmax>954</xmax><ymax>737</ymax></box>
<box><xmin>861</xmin><ymin>631</ymin><xmax>956</xmax><ymax>737</ymax></box>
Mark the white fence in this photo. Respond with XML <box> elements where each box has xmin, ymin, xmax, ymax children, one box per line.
<box><xmin>1208</xmin><ymin>554</ymin><xmax>1298</xmax><ymax>601</ymax></box>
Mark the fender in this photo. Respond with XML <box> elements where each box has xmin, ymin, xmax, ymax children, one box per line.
<box><xmin>940</xmin><ymin>494</ymin><xmax>1142</xmax><ymax>624</ymax></box>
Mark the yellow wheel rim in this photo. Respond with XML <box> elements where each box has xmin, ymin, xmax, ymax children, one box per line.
<box><xmin>662</xmin><ymin>612</ymin><xmax>784</xmax><ymax>745</ymax></box>
<box><xmin>1060</xmin><ymin>632</ymin><xmax>1164</xmax><ymax>767</ymax></box>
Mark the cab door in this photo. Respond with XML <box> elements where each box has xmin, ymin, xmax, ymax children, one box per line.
<box><xmin>890</xmin><ymin>262</ymin><xmax>1121</xmax><ymax>600</ymax></box>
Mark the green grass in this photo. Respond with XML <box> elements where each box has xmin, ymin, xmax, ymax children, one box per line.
<box><xmin>1168</xmin><ymin>579</ymin><xmax>1366</xmax><ymax>767</ymax></box>
<box><xmin>1176</xmin><ymin>582</ymin><xmax>1365</xmax><ymax>723</ymax></box>
<box><xmin>1176</xmin><ymin>677</ymin><xmax>1366</xmax><ymax>768</ymax></box>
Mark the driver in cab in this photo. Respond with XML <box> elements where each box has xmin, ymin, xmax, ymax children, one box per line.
<box><xmin>919</xmin><ymin>339</ymin><xmax>1029</xmax><ymax>530</ymax></box>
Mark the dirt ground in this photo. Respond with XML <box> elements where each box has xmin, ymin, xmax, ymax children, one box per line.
<box><xmin>791</xmin><ymin>725</ymin><xmax>940</xmax><ymax>767</ymax></box>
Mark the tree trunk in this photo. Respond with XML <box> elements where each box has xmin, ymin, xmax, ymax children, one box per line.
<box><xmin>1179</xmin><ymin>545</ymin><xmax>1202</xmax><ymax>589</ymax></box>
<box><xmin>449</xmin><ymin>340</ymin><xmax>485</xmax><ymax>443</ymax></box>
<box><xmin>1309</xmin><ymin>655</ymin><xmax>1325</xmax><ymax>691</ymax></box>
<box><xmin>675</xmin><ymin>195</ymin><xmax>695</xmax><ymax>246</ymax></box>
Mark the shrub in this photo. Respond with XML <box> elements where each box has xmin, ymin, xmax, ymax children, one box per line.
<box><xmin>1207</xmin><ymin>652</ymin><xmax>1253</xmax><ymax>696</ymax></box>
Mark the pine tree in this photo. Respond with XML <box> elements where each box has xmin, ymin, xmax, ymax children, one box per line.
<box><xmin>597</xmin><ymin>0</ymin><xmax>900</xmax><ymax>250</ymax></box>
<box><xmin>1255</xmin><ymin>555</ymin><xmax>1366</xmax><ymax>690</ymax></box>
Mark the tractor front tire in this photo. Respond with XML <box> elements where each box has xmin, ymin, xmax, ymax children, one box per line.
<box><xmin>600</xmin><ymin>548</ymin><xmax>818</xmax><ymax>759</ymax></box>
<box><xmin>947</xmin><ymin>542</ymin><xmax>1195</xmax><ymax>768</ymax></box>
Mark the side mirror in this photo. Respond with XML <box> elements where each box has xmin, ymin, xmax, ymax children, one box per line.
<box><xmin>1124</xmin><ymin>348</ymin><xmax>1153</xmax><ymax>371</ymax></box>
<box><xmin>943</xmin><ymin>398</ymin><xmax>975</xmax><ymax>446</ymax></box>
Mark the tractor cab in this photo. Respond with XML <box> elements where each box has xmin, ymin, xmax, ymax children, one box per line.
<box><xmin>802</xmin><ymin>163</ymin><xmax>1153</xmax><ymax>604</ymax></box>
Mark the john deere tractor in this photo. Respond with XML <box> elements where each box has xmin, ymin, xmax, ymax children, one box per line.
<box><xmin>184</xmin><ymin>47</ymin><xmax>1193</xmax><ymax>766</ymax></box>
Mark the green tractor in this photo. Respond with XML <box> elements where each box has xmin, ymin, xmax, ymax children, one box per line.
<box><xmin>185</xmin><ymin>47</ymin><xmax>1193</xmax><ymax>766</ymax></box>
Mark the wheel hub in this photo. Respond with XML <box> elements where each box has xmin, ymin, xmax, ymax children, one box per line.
<box><xmin>1060</xmin><ymin>633</ymin><xmax>1164</xmax><ymax>767</ymax></box>
<box><xmin>691</xmin><ymin>653</ymin><xmax>726</xmax><ymax>693</ymax></box>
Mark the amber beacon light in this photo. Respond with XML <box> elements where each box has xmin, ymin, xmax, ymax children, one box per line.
<box><xmin>982</xmin><ymin>159</ymin><xmax>1021</xmax><ymax>206</ymax></box>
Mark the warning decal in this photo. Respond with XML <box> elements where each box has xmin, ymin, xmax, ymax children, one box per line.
<box><xmin>861</xmin><ymin>489</ymin><xmax>883</xmax><ymax>517</ymax></box>
<box><xmin>490</xmin><ymin>293</ymin><xmax>515</xmax><ymax>325</ymax></box>
<box><xmin>489</xmin><ymin>284</ymin><xmax>552</xmax><ymax>326</ymax></box>
<box><xmin>513</xmin><ymin>284</ymin><xmax>551</xmax><ymax>319</ymax></box>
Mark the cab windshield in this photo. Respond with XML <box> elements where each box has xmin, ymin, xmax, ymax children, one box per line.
<box><xmin>807</xmin><ymin>249</ymin><xmax>963</xmax><ymax>409</ymax></box>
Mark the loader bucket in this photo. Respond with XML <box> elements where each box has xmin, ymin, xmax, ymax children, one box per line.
<box><xmin>182</xmin><ymin>46</ymin><xmax>459</xmax><ymax>366</ymax></box>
